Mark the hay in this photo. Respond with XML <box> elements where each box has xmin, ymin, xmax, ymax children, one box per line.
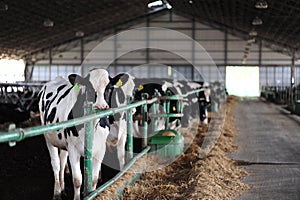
<box><xmin>122</xmin><ymin>96</ymin><xmax>249</xmax><ymax>200</ymax></box>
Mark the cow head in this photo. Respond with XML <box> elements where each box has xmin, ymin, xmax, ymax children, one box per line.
<box><xmin>105</xmin><ymin>73</ymin><xmax>135</xmax><ymax>108</ymax></box>
<box><xmin>68</xmin><ymin>74</ymin><xmax>96</xmax><ymax>103</ymax></box>
<box><xmin>68</xmin><ymin>69</ymin><xmax>109</xmax><ymax>110</ymax></box>
<box><xmin>87</xmin><ymin>69</ymin><xmax>110</xmax><ymax>110</ymax></box>
<box><xmin>104</xmin><ymin>73</ymin><xmax>136</xmax><ymax>123</ymax></box>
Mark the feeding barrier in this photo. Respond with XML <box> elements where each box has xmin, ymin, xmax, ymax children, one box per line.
<box><xmin>0</xmin><ymin>88</ymin><xmax>205</xmax><ymax>199</ymax></box>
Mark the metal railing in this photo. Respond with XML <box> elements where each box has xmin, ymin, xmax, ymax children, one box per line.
<box><xmin>261</xmin><ymin>85</ymin><xmax>299</xmax><ymax>103</ymax></box>
<box><xmin>0</xmin><ymin>88</ymin><xmax>205</xmax><ymax>199</ymax></box>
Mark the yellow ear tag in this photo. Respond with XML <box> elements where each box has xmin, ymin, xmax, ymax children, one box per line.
<box><xmin>74</xmin><ymin>83</ymin><xmax>80</xmax><ymax>92</ymax></box>
<box><xmin>172</xmin><ymin>106</ymin><xmax>176</xmax><ymax>111</ymax></box>
<box><xmin>138</xmin><ymin>84</ymin><xmax>144</xmax><ymax>91</ymax></box>
<box><xmin>116</xmin><ymin>79</ymin><xmax>123</xmax><ymax>87</ymax></box>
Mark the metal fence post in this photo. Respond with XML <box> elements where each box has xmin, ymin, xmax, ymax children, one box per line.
<box><xmin>83</xmin><ymin>101</ymin><xmax>94</xmax><ymax>196</ymax></box>
<box><xmin>126</xmin><ymin>96</ymin><xmax>133</xmax><ymax>160</ymax></box>
<box><xmin>164</xmin><ymin>91</ymin><xmax>171</xmax><ymax>129</ymax></box>
<box><xmin>151</xmin><ymin>101</ymin><xmax>157</xmax><ymax>133</ymax></box>
<box><xmin>141</xmin><ymin>93</ymin><xmax>148</xmax><ymax>148</ymax></box>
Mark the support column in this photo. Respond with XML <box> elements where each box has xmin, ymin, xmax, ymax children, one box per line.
<box><xmin>80</xmin><ymin>37</ymin><xmax>84</xmax><ymax>76</ymax></box>
<box><xmin>192</xmin><ymin>19</ymin><xmax>196</xmax><ymax>81</ymax></box>
<box><xmin>291</xmin><ymin>51</ymin><xmax>296</xmax><ymax>106</ymax></box>
<box><xmin>49</xmin><ymin>48</ymin><xmax>52</xmax><ymax>81</ymax></box>
<box><xmin>224</xmin><ymin>29</ymin><xmax>228</xmax><ymax>84</ymax></box>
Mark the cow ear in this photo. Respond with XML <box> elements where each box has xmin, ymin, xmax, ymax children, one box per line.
<box><xmin>68</xmin><ymin>74</ymin><xmax>86</xmax><ymax>86</ymax></box>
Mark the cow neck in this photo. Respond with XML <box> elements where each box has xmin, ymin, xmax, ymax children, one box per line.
<box><xmin>65</xmin><ymin>86</ymin><xmax>87</xmax><ymax>137</ymax></box>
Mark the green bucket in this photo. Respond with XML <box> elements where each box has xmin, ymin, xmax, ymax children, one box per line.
<box><xmin>148</xmin><ymin>129</ymin><xmax>184</xmax><ymax>159</ymax></box>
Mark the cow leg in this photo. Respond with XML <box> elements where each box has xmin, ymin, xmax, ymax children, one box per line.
<box><xmin>92</xmin><ymin>156</ymin><xmax>102</xmax><ymax>190</ymax></box>
<box><xmin>68</xmin><ymin>151</ymin><xmax>82</xmax><ymax>200</ymax></box>
<box><xmin>59</xmin><ymin>150</ymin><xmax>68</xmax><ymax>192</ymax></box>
<box><xmin>45</xmin><ymin>140</ymin><xmax>62</xmax><ymax>200</ymax></box>
<box><xmin>203</xmin><ymin>109</ymin><xmax>208</xmax><ymax>125</ymax></box>
<box><xmin>117</xmin><ymin>122</ymin><xmax>127</xmax><ymax>170</ymax></box>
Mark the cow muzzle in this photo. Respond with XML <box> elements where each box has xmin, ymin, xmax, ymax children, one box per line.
<box><xmin>94</xmin><ymin>103</ymin><xmax>109</xmax><ymax>110</ymax></box>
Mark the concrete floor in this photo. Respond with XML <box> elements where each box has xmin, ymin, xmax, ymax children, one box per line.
<box><xmin>231</xmin><ymin>99</ymin><xmax>300</xmax><ymax>200</ymax></box>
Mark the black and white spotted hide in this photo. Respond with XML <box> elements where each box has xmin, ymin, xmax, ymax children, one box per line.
<box><xmin>104</xmin><ymin>73</ymin><xmax>135</xmax><ymax>170</ymax></box>
<box><xmin>38</xmin><ymin>69</ymin><xmax>110</xmax><ymax>200</ymax></box>
<box><xmin>198</xmin><ymin>82</ymin><xmax>211</xmax><ymax>125</ymax></box>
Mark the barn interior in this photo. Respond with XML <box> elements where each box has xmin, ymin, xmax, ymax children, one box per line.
<box><xmin>0</xmin><ymin>0</ymin><xmax>300</xmax><ymax>200</ymax></box>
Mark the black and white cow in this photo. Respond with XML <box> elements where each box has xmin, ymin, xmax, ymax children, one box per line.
<box><xmin>191</xmin><ymin>81</ymin><xmax>211</xmax><ymax>125</ymax></box>
<box><xmin>132</xmin><ymin>78</ymin><xmax>211</xmax><ymax>136</ymax></box>
<box><xmin>130</xmin><ymin>81</ymin><xmax>170</xmax><ymax>153</ymax></box>
<box><xmin>0</xmin><ymin>103</ymin><xmax>34</xmax><ymax>124</ymax></box>
<box><xmin>209</xmin><ymin>81</ymin><xmax>226</xmax><ymax>111</ymax></box>
<box><xmin>38</xmin><ymin>69</ymin><xmax>110</xmax><ymax>200</ymax></box>
<box><xmin>0</xmin><ymin>89</ymin><xmax>40</xmax><ymax>125</ymax></box>
<box><xmin>104</xmin><ymin>73</ymin><xmax>136</xmax><ymax>170</ymax></box>
<box><xmin>154</xmin><ymin>79</ymin><xmax>211</xmax><ymax>126</ymax></box>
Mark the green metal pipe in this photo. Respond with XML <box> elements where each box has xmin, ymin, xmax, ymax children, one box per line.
<box><xmin>0</xmin><ymin>88</ymin><xmax>201</xmax><ymax>144</ymax></box>
<box><xmin>160</xmin><ymin>88</ymin><xmax>205</xmax><ymax>101</ymax></box>
<box><xmin>0</xmin><ymin>98</ymin><xmax>158</xmax><ymax>144</ymax></box>
<box><xmin>151</xmin><ymin>102</ymin><xmax>157</xmax><ymax>132</ymax></box>
<box><xmin>177</xmin><ymin>99</ymin><xmax>182</xmax><ymax>113</ymax></box>
<box><xmin>164</xmin><ymin>91</ymin><xmax>171</xmax><ymax>129</ymax></box>
<box><xmin>142</xmin><ymin>93</ymin><xmax>148</xmax><ymax>148</ymax></box>
<box><xmin>152</xmin><ymin>113</ymin><xmax>183</xmax><ymax>118</ymax></box>
<box><xmin>83</xmin><ymin>146</ymin><xmax>151</xmax><ymax>200</ymax></box>
<box><xmin>126</xmin><ymin>96</ymin><xmax>133</xmax><ymax>160</ymax></box>
<box><xmin>83</xmin><ymin>102</ymin><xmax>94</xmax><ymax>196</ymax></box>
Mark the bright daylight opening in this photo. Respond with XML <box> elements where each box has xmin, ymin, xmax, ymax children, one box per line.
<box><xmin>226</xmin><ymin>66</ymin><xmax>260</xmax><ymax>97</ymax></box>
<box><xmin>0</xmin><ymin>59</ymin><xmax>25</xmax><ymax>83</ymax></box>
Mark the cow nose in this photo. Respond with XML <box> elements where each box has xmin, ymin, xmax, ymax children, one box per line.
<box><xmin>94</xmin><ymin>103</ymin><xmax>109</xmax><ymax>110</ymax></box>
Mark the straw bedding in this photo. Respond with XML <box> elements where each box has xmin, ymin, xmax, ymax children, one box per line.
<box><xmin>96</xmin><ymin>96</ymin><xmax>249</xmax><ymax>200</ymax></box>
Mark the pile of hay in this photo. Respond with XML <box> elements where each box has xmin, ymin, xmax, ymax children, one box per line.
<box><xmin>97</xmin><ymin>96</ymin><xmax>249</xmax><ymax>200</ymax></box>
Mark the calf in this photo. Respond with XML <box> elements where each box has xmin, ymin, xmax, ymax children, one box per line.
<box><xmin>38</xmin><ymin>69</ymin><xmax>110</xmax><ymax>200</ymax></box>
<box><xmin>104</xmin><ymin>73</ymin><xmax>135</xmax><ymax>170</ymax></box>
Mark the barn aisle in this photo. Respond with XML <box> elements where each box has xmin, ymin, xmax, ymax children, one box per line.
<box><xmin>231</xmin><ymin>99</ymin><xmax>300</xmax><ymax>200</ymax></box>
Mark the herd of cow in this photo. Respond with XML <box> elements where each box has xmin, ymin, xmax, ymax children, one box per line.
<box><xmin>1</xmin><ymin>68</ymin><xmax>213</xmax><ymax>200</ymax></box>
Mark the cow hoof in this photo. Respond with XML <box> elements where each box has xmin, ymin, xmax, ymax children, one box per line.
<box><xmin>61</xmin><ymin>190</ymin><xmax>68</xmax><ymax>199</ymax></box>
<box><xmin>53</xmin><ymin>194</ymin><xmax>62</xmax><ymax>200</ymax></box>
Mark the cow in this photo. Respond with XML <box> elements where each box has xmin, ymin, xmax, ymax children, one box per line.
<box><xmin>0</xmin><ymin>103</ymin><xmax>33</xmax><ymax>125</ymax></box>
<box><xmin>104</xmin><ymin>73</ymin><xmax>136</xmax><ymax>170</ymax></box>
<box><xmin>194</xmin><ymin>82</ymin><xmax>211</xmax><ymax>125</ymax></box>
<box><xmin>0</xmin><ymin>87</ymin><xmax>41</xmax><ymax>125</ymax></box>
<box><xmin>209</xmin><ymin>81</ymin><xmax>226</xmax><ymax>111</ymax></box>
<box><xmin>38</xmin><ymin>68</ymin><xmax>110</xmax><ymax>200</ymax></box>
<box><xmin>133</xmin><ymin>80</ymin><xmax>172</xmax><ymax>136</ymax></box>
<box><xmin>132</xmin><ymin>78</ymin><xmax>211</xmax><ymax>136</ymax></box>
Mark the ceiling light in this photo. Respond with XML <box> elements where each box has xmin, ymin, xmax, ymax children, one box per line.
<box><xmin>43</xmin><ymin>18</ymin><xmax>54</xmax><ymax>27</ymax></box>
<box><xmin>165</xmin><ymin>1</ymin><xmax>172</xmax><ymax>9</ymax></box>
<box><xmin>147</xmin><ymin>0</ymin><xmax>172</xmax><ymax>9</ymax></box>
<box><xmin>247</xmin><ymin>38</ymin><xmax>256</xmax><ymax>43</ymax></box>
<box><xmin>189</xmin><ymin>0</ymin><xmax>193</xmax><ymax>4</ymax></box>
<box><xmin>255</xmin><ymin>0</ymin><xmax>268</xmax><ymax>9</ymax></box>
<box><xmin>249</xmin><ymin>30</ymin><xmax>258</xmax><ymax>36</ymax></box>
<box><xmin>252</xmin><ymin>16</ymin><xmax>263</xmax><ymax>25</ymax></box>
<box><xmin>75</xmin><ymin>31</ymin><xmax>84</xmax><ymax>37</ymax></box>
<box><xmin>147</xmin><ymin>0</ymin><xmax>163</xmax><ymax>8</ymax></box>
